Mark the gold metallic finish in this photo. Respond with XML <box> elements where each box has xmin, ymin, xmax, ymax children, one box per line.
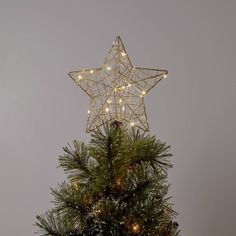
<box><xmin>68</xmin><ymin>36</ymin><xmax>168</xmax><ymax>133</ymax></box>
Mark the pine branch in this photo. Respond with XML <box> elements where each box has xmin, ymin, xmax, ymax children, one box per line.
<box><xmin>35</xmin><ymin>211</ymin><xmax>70</xmax><ymax>236</ymax></box>
<box><xmin>50</xmin><ymin>183</ymin><xmax>88</xmax><ymax>217</ymax></box>
<box><xmin>59</xmin><ymin>141</ymin><xmax>94</xmax><ymax>182</ymax></box>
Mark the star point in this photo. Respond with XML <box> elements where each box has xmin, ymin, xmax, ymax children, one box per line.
<box><xmin>69</xmin><ymin>36</ymin><xmax>167</xmax><ymax>132</ymax></box>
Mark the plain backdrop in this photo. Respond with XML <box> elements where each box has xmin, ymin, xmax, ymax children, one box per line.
<box><xmin>0</xmin><ymin>1</ymin><xmax>236</xmax><ymax>235</ymax></box>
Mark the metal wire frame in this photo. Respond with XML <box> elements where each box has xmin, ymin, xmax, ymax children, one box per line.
<box><xmin>68</xmin><ymin>36</ymin><xmax>168</xmax><ymax>133</ymax></box>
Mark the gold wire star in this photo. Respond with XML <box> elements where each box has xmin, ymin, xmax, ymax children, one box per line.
<box><xmin>68</xmin><ymin>36</ymin><xmax>168</xmax><ymax>133</ymax></box>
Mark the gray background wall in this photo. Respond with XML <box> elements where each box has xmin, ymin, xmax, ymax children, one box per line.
<box><xmin>0</xmin><ymin>1</ymin><xmax>235</xmax><ymax>235</ymax></box>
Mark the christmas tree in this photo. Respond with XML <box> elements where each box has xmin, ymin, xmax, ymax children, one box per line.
<box><xmin>35</xmin><ymin>37</ymin><xmax>180</xmax><ymax>235</ymax></box>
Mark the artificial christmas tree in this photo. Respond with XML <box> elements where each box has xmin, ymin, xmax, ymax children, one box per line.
<box><xmin>36</xmin><ymin>37</ymin><xmax>180</xmax><ymax>235</ymax></box>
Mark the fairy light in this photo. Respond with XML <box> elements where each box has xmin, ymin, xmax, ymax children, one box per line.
<box><xmin>131</xmin><ymin>223</ymin><xmax>141</xmax><ymax>234</ymax></box>
<box><xmin>122</xmin><ymin>85</ymin><xmax>125</xmax><ymax>90</ymax></box>
<box><xmin>131</xmin><ymin>122</ymin><xmax>135</xmax><ymax>126</ymax></box>
<box><xmin>122</xmin><ymin>106</ymin><xmax>125</xmax><ymax>111</ymax></box>
<box><xmin>121</xmin><ymin>52</ymin><xmax>126</xmax><ymax>56</ymax></box>
<box><xmin>78</xmin><ymin>75</ymin><xmax>82</xmax><ymax>79</ymax></box>
<box><xmin>105</xmin><ymin>107</ymin><xmax>109</xmax><ymax>112</ymax></box>
<box><xmin>119</xmin><ymin>99</ymin><xmax>123</xmax><ymax>103</ymax></box>
<box><xmin>72</xmin><ymin>180</ymin><xmax>79</xmax><ymax>191</ymax></box>
<box><xmin>141</xmin><ymin>91</ymin><xmax>146</xmax><ymax>95</ymax></box>
<box><xmin>114</xmin><ymin>88</ymin><xmax>117</xmax><ymax>92</ymax></box>
<box><xmin>107</xmin><ymin>66</ymin><xmax>111</xmax><ymax>71</ymax></box>
<box><xmin>128</xmin><ymin>83</ymin><xmax>131</xmax><ymax>87</ymax></box>
<box><xmin>107</xmin><ymin>99</ymin><xmax>112</xmax><ymax>104</ymax></box>
<box><xmin>88</xmin><ymin>110</ymin><xmax>90</xmax><ymax>114</ymax></box>
<box><xmin>163</xmin><ymin>73</ymin><xmax>167</xmax><ymax>78</ymax></box>
<box><xmin>90</xmin><ymin>70</ymin><xmax>94</xmax><ymax>74</ymax></box>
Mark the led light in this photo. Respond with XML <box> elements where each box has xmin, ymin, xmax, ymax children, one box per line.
<box><xmin>119</xmin><ymin>99</ymin><xmax>122</xmax><ymax>103</ymax></box>
<box><xmin>131</xmin><ymin>122</ymin><xmax>135</xmax><ymax>126</ymax></box>
<box><xmin>163</xmin><ymin>73</ymin><xmax>167</xmax><ymax>78</ymax></box>
<box><xmin>105</xmin><ymin>107</ymin><xmax>109</xmax><ymax>112</ymax></box>
<box><xmin>122</xmin><ymin>106</ymin><xmax>125</xmax><ymax>111</ymax></box>
<box><xmin>107</xmin><ymin>99</ymin><xmax>112</xmax><ymax>104</ymax></box>
<box><xmin>132</xmin><ymin>223</ymin><xmax>141</xmax><ymax>233</ymax></box>
<box><xmin>128</xmin><ymin>83</ymin><xmax>131</xmax><ymax>87</ymax></box>
<box><xmin>141</xmin><ymin>91</ymin><xmax>146</xmax><ymax>95</ymax></box>
<box><xmin>121</xmin><ymin>52</ymin><xmax>126</xmax><ymax>56</ymax></box>
<box><xmin>78</xmin><ymin>75</ymin><xmax>82</xmax><ymax>79</ymax></box>
<box><xmin>90</xmin><ymin>70</ymin><xmax>94</xmax><ymax>74</ymax></box>
<box><xmin>114</xmin><ymin>88</ymin><xmax>117</xmax><ymax>92</ymax></box>
<box><xmin>107</xmin><ymin>66</ymin><xmax>111</xmax><ymax>71</ymax></box>
<box><xmin>122</xmin><ymin>86</ymin><xmax>125</xmax><ymax>89</ymax></box>
<box><xmin>88</xmin><ymin>110</ymin><xmax>90</xmax><ymax>114</ymax></box>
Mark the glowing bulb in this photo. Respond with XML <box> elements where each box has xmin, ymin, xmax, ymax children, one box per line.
<box><xmin>141</xmin><ymin>91</ymin><xmax>146</xmax><ymax>95</ymax></box>
<box><xmin>131</xmin><ymin>122</ymin><xmax>135</xmax><ymax>126</ymax></box>
<box><xmin>78</xmin><ymin>75</ymin><xmax>82</xmax><ymax>79</ymax></box>
<box><xmin>122</xmin><ymin>86</ymin><xmax>125</xmax><ymax>89</ymax></box>
<box><xmin>114</xmin><ymin>88</ymin><xmax>117</xmax><ymax>92</ymax></box>
<box><xmin>107</xmin><ymin>99</ymin><xmax>112</xmax><ymax>104</ymax></box>
<box><xmin>121</xmin><ymin>52</ymin><xmax>126</xmax><ymax>56</ymax></box>
<box><xmin>88</xmin><ymin>110</ymin><xmax>90</xmax><ymax>114</ymax></box>
<box><xmin>105</xmin><ymin>107</ymin><xmax>109</xmax><ymax>112</ymax></box>
<box><xmin>90</xmin><ymin>70</ymin><xmax>94</xmax><ymax>74</ymax></box>
<box><xmin>119</xmin><ymin>99</ymin><xmax>122</xmax><ymax>103</ymax></box>
<box><xmin>132</xmin><ymin>223</ymin><xmax>141</xmax><ymax>234</ymax></box>
<box><xmin>107</xmin><ymin>66</ymin><xmax>111</xmax><ymax>71</ymax></box>
<box><xmin>163</xmin><ymin>73</ymin><xmax>167</xmax><ymax>78</ymax></box>
<box><xmin>128</xmin><ymin>83</ymin><xmax>131</xmax><ymax>87</ymax></box>
<box><xmin>122</xmin><ymin>106</ymin><xmax>125</xmax><ymax>111</ymax></box>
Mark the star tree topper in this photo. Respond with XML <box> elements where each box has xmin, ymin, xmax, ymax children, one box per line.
<box><xmin>69</xmin><ymin>36</ymin><xmax>168</xmax><ymax>133</ymax></box>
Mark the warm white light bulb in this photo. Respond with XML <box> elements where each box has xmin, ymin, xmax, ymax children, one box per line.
<box><xmin>88</xmin><ymin>110</ymin><xmax>90</xmax><ymax>114</ymax></box>
<box><xmin>163</xmin><ymin>74</ymin><xmax>167</xmax><ymax>78</ymax></box>
<box><xmin>128</xmin><ymin>83</ymin><xmax>131</xmax><ymax>87</ymax></box>
<box><xmin>121</xmin><ymin>52</ymin><xmax>126</xmax><ymax>56</ymax></box>
<box><xmin>107</xmin><ymin>66</ymin><xmax>111</xmax><ymax>71</ymax></box>
<box><xmin>122</xmin><ymin>106</ymin><xmax>125</xmax><ymax>111</ymax></box>
<box><xmin>131</xmin><ymin>122</ymin><xmax>135</xmax><ymax>126</ymax></box>
<box><xmin>105</xmin><ymin>107</ymin><xmax>109</xmax><ymax>112</ymax></box>
<box><xmin>78</xmin><ymin>75</ymin><xmax>82</xmax><ymax>79</ymax></box>
<box><xmin>114</xmin><ymin>88</ymin><xmax>117</xmax><ymax>92</ymax></box>
<box><xmin>90</xmin><ymin>70</ymin><xmax>94</xmax><ymax>74</ymax></box>
<box><xmin>119</xmin><ymin>99</ymin><xmax>122</xmax><ymax>103</ymax></box>
<box><xmin>107</xmin><ymin>99</ymin><xmax>112</xmax><ymax>104</ymax></box>
<box><xmin>122</xmin><ymin>86</ymin><xmax>125</xmax><ymax>90</ymax></box>
<box><xmin>141</xmin><ymin>91</ymin><xmax>146</xmax><ymax>95</ymax></box>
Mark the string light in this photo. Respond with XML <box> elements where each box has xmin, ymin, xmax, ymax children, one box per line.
<box><xmin>121</xmin><ymin>52</ymin><xmax>126</xmax><ymax>56</ymax></box>
<box><xmin>95</xmin><ymin>209</ymin><xmax>101</xmax><ymax>214</ymax></box>
<box><xmin>88</xmin><ymin>110</ymin><xmax>90</xmax><ymax>114</ymax></box>
<box><xmin>107</xmin><ymin>99</ymin><xmax>112</xmax><ymax>104</ymax></box>
<box><xmin>78</xmin><ymin>75</ymin><xmax>82</xmax><ymax>79</ymax></box>
<box><xmin>122</xmin><ymin>106</ymin><xmax>125</xmax><ymax>111</ymax></box>
<box><xmin>141</xmin><ymin>91</ymin><xmax>146</xmax><ymax>95</ymax></box>
<box><xmin>90</xmin><ymin>70</ymin><xmax>94</xmax><ymax>74</ymax></box>
<box><xmin>119</xmin><ymin>99</ymin><xmax>123</xmax><ymax>103</ymax></box>
<box><xmin>72</xmin><ymin>180</ymin><xmax>79</xmax><ymax>191</ymax></box>
<box><xmin>163</xmin><ymin>73</ymin><xmax>167</xmax><ymax>78</ymax></box>
<box><xmin>131</xmin><ymin>122</ymin><xmax>135</xmax><ymax>126</ymax></box>
<box><xmin>105</xmin><ymin>107</ymin><xmax>109</xmax><ymax>112</ymax></box>
<box><xmin>131</xmin><ymin>223</ymin><xmax>141</xmax><ymax>234</ymax></box>
<box><xmin>107</xmin><ymin>66</ymin><xmax>111</xmax><ymax>71</ymax></box>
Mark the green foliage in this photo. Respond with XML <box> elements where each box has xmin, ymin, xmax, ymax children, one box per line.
<box><xmin>36</xmin><ymin>124</ymin><xmax>180</xmax><ymax>236</ymax></box>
